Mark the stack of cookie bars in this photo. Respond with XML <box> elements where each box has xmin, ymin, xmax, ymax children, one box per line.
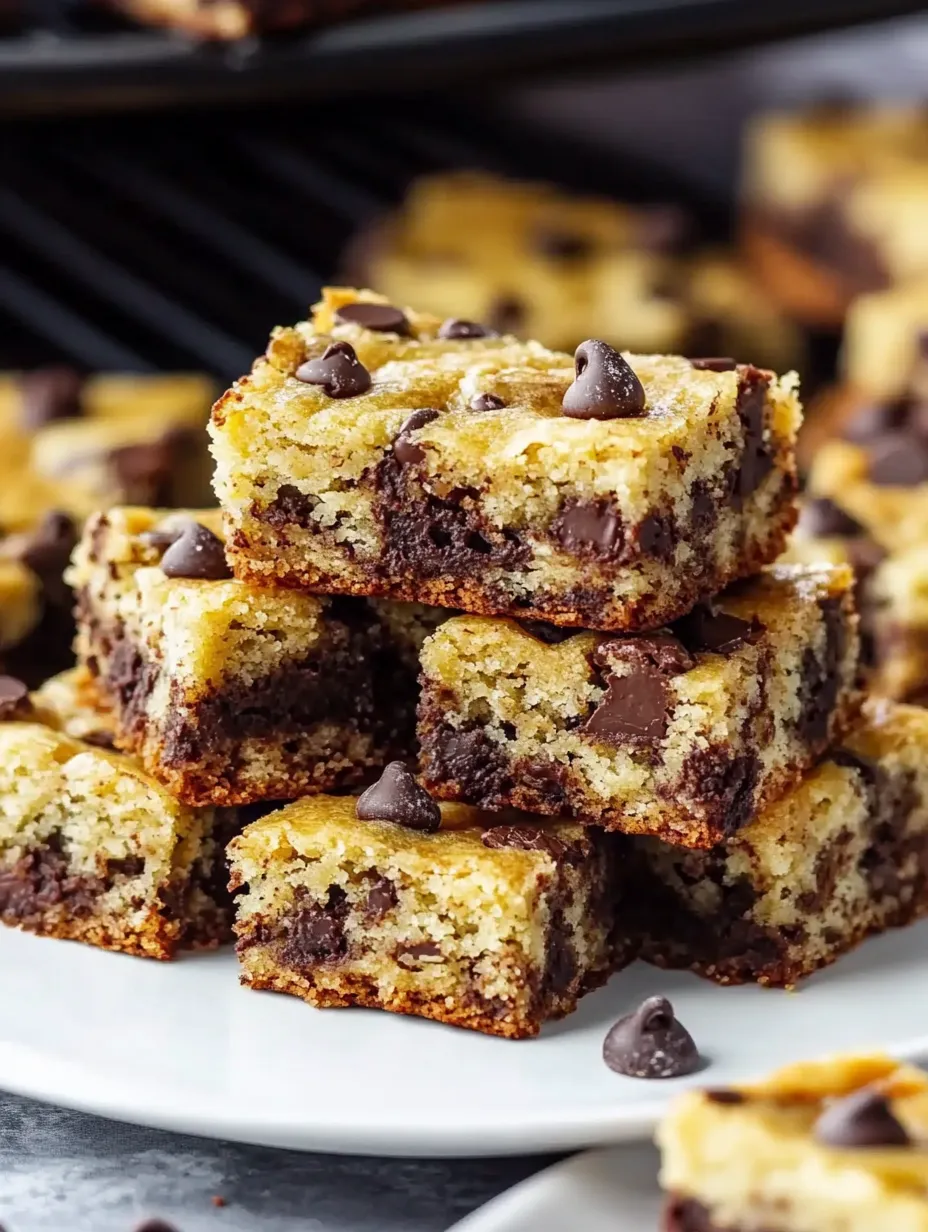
<box><xmin>3</xmin><ymin>287</ymin><xmax>928</xmax><ymax>1039</ymax></box>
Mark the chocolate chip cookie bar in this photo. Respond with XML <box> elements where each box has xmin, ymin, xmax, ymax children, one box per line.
<box><xmin>742</xmin><ymin>103</ymin><xmax>928</xmax><ymax>325</ymax></box>
<box><xmin>632</xmin><ymin>699</ymin><xmax>928</xmax><ymax>986</ymax></box>
<box><xmin>418</xmin><ymin>563</ymin><xmax>860</xmax><ymax>848</ymax></box>
<box><xmin>70</xmin><ymin>506</ymin><xmax>434</xmax><ymax>807</ymax></box>
<box><xmin>228</xmin><ymin>764</ymin><xmax>628</xmax><ymax>1039</ymax></box>
<box><xmin>840</xmin><ymin>276</ymin><xmax>928</xmax><ymax>405</ymax></box>
<box><xmin>210</xmin><ymin>287</ymin><xmax>802</xmax><ymax>632</ymax></box>
<box><xmin>351</xmin><ymin>172</ymin><xmax>801</xmax><ymax>371</ymax></box>
<box><xmin>0</xmin><ymin>676</ymin><xmax>233</xmax><ymax>959</ymax></box>
<box><xmin>789</xmin><ymin>498</ymin><xmax>928</xmax><ymax>700</ymax></box>
<box><xmin>0</xmin><ymin>369</ymin><xmax>215</xmax><ymax>526</ymax></box>
<box><xmin>659</xmin><ymin>1054</ymin><xmax>928</xmax><ymax>1231</ymax></box>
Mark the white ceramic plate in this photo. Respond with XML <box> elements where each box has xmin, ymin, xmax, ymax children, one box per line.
<box><xmin>1</xmin><ymin>921</ymin><xmax>928</xmax><ymax>1157</ymax></box>
<box><xmin>449</xmin><ymin>1145</ymin><xmax>661</xmax><ymax>1232</ymax></box>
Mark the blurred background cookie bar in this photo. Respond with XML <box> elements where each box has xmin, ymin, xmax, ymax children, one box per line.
<box><xmin>742</xmin><ymin>104</ymin><xmax>928</xmax><ymax>326</ymax></box>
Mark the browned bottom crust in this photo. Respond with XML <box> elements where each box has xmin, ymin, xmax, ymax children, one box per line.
<box><xmin>0</xmin><ymin>841</ymin><xmax>232</xmax><ymax>960</ymax></box>
<box><xmin>228</xmin><ymin>501</ymin><xmax>797</xmax><ymax>635</ymax></box>
<box><xmin>236</xmin><ymin>949</ymin><xmax>619</xmax><ymax>1040</ymax></box>
<box><xmin>663</xmin><ymin>1196</ymin><xmax>762</xmax><ymax>1232</ymax></box>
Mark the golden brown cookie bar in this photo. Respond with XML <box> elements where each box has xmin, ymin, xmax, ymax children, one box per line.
<box><xmin>228</xmin><ymin>785</ymin><xmax>628</xmax><ymax>1039</ymax></box>
<box><xmin>789</xmin><ymin>498</ymin><xmax>928</xmax><ymax>701</ymax></box>
<box><xmin>352</xmin><ymin>172</ymin><xmax>801</xmax><ymax>371</ymax></box>
<box><xmin>742</xmin><ymin>104</ymin><xmax>928</xmax><ymax>324</ymax></box>
<box><xmin>0</xmin><ymin>678</ymin><xmax>234</xmax><ymax>959</ymax></box>
<box><xmin>840</xmin><ymin>277</ymin><xmax>928</xmax><ymax>403</ymax></box>
<box><xmin>632</xmin><ymin>700</ymin><xmax>928</xmax><ymax>986</ymax></box>
<box><xmin>69</xmin><ymin>506</ymin><xmax>436</xmax><ymax>807</ymax></box>
<box><xmin>210</xmin><ymin>287</ymin><xmax>801</xmax><ymax>631</ymax></box>
<box><xmin>418</xmin><ymin>564</ymin><xmax>860</xmax><ymax>848</ymax></box>
<box><xmin>659</xmin><ymin>1054</ymin><xmax>928</xmax><ymax>1231</ymax></box>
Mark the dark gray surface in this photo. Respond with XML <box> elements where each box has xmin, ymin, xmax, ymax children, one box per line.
<box><xmin>0</xmin><ymin>1092</ymin><xmax>555</xmax><ymax>1231</ymax></box>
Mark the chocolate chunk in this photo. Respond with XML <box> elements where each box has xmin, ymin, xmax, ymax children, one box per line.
<box><xmin>562</xmin><ymin>339</ymin><xmax>646</xmax><ymax>420</ymax></box>
<box><xmin>364</xmin><ymin>875</ymin><xmax>398</xmax><ymax>920</ymax></box>
<box><xmin>596</xmin><ymin>633</ymin><xmax>695</xmax><ymax>676</ymax></box>
<box><xmin>283</xmin><ymin>889</ymin><xmax>348</xmax><ymax>966</ymax></box>
<box><xmin>674</xmin><ymin>604</ymin><xmax>760</xmax><ymax>655</ymax></box>
<box><xmin>397</xmin><ymin>941</ymin><xmax>441</xmax><ymax>962</ymax></box>
<box><xmin>438</xmin><ymin>318</ymin><xmax>493</xmax><ymax>340</ymax></box>
<box><xmin>334</xmin><ymin>301</ymin><xmax>409</xmax><ymax>335</ymax></box>
<box><xmin>634</xmin><ymin>204</ymin><xmax>691</xmax><ymax>253</ymax></box>
<box><xmin>638</xmin><ymin>514</ymin><xmax>674</xmax><ymax>559</ymax></box>
<box><xmin>19</xmin><ymin>366</ymin><xmax>83</xmax><ymax>429</ymax></box>
<box><xmin>533</xmin><ymin>227</ymin><xmax>593</xmax><ymax>260</ymax></box>
<box><xmin>134</xmin><ymin>1222</ymin><xmax>180</xmax><ymax>1232</ymax></box>
<box><xmin>481</xmin><ymin>825</ymin><xmax>567</xmax><ymax>857</ymax></box>
<box><xmin>17</xmin><ymin>509</ymin><xmax>77</xmax><ymax>608</ymax></box>
<box><xmin>557</xmin><ymin>501</ymin><xmax>621</xmax><ymax>554</ymax></box>
<box><xmin>517</xmin><ymin>620</ymin><xmax>577</xmax><ymax>645</ymax></box>
<box><xmin>0</xmin><ymin>676</ymin><xmax>31</xmax><ymax>720</ymax></box>
<box><xmin>469</xmin><ymin>393</ymin><xmax>506</xmax><ymax>412</ymax></box>
<box><xmin>107</xmin><ymin>855</ymin><xmax>145</xmax><ymax>879</ymax></box>
<box><xmin>831</xmin><ymin>747</ymin><xmax>880</xmax><ymax>785</ymax></box>
<box><xmin>798</xmin><ymin>498</ymin><xmax>866</xmax><ymax>540</ymax></box>
<box><xmin>704</xmin><ymin>1088</ymin><xmax>746</xmax><ymax>1105</ymax></box>
<box><xmin>690</xmin><ymin>356</ymin><xmax>737</xmax><ymax>372</ymax></box>
<box><xmin>393</xmin><ymin>408</ymin><xmax>440</xmax><ymax>465</ymax></box>
<box><xmin>489</xmin><ymin>294</ymin><xmax>525</xmax><ymax>335</ymax></box>
<box><xmin>603</xmin><ymin>995</ymin><xmax>701</xmax><ymax>1079</ymax></box>
<box><xmin>734</xmin><ymin>370</ymin><xmax>772</xmax><ymax>500</ymax></box>
<box><xmin>295</xmin><ymin>341</ymin><xmax>372</xmax><ymax>399</ymax></box>
<box><xmin>867</xmin><ymin>431</ymin><xmax>928</xmax><ymax>486</ymax></box>
<box><xmin>843</xmin><ymin>400</ymin><xmax>907</xmax><ymax>444</ymax></box>
<box><xmin>160</xmin><ymin>521</ymin><xmax>232</xmax><ymax>581</ymax></box>
<box><xmin>814</xmin><ymin>1088</ymin><xmax>910</xmax><ymax>1148</ymax></box>
<box><xmin>107</xmin><ymin>438</ymin><xmax>176</xmax><ymax>504</ymax></box>
<box><xmin>81</xmin><ymin>729</ymin><xmax>117</xmax><ymax>750</ymax></box>
<box><xmin>584</xmin><ymin>670</ymin><xmax>669</xmax><ymax>745</ymax></box>
<box><xmin>355</xmin><ymin>761</ymin><xmax>441</xmax><ymax>833</ymax></box>
<box><xmin>797</xmin><ymin>597</ymin><xmax>844</xmax><ymax>745</ymax></box>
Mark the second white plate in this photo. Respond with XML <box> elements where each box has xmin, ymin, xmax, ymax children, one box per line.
<box><xmin>0</xmin><ymin>920</ymin><xmax>927</xmax><ymax>1157</ymax></box>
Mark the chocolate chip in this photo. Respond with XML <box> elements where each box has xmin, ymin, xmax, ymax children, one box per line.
<box><xmin>489</xmin><ymin>294</ymin><xmax>525</xmax><ymax>335</ymax></box>
<box><xmin>798</xmin><ymin>498</ymin><xmax>866</xmax><ymax>540</ymax></box>
<box><xmin>107</xmin><ymin>855</ymin><xmax>145</xmax><ymax>878</ymax></box>
<box><xmin>282</xmin><ymin>890</ymin><xmax>348</xmax><ymax>967</ymax></box>
<box><xmin>19</xmin><ymin>366</ymin><xmax>83</xmax><ymax>429</ymax></box>
<box><xmin>734</xmin><ymin>370</ymin><xmax>772</xmax><ymax>500</ymax></box>
<box><xmin>0</xmin><ymin>676</ymin><xmax>31</xmax><ymax>720</ymax></box>
<box><xmin>557</xmin><ymin>501</ymin><xmax>621</xmax><ymax>554</ymax></box>
<box><xmin>397</xmin><ymin>941</ymin><xmax>441</xmax><ymax>962</ymax></box>
<box><xmin>831</xmin><ymin>748</ymin><xmax>880</xmax><ymax>785</ymax></box>
<box><xmin>562</xmin><ymin>340</ymin><xmax>646</xmax><ymax>420</ymax></box>
<box><xmin>364</xmin><ymin>875</ymin><xmax>398</xmax><ymax>920</ymax></box>
<box><xmin>295</xmin><ymin>341</ymin><xmax>372</xmax><ymax>399</ymax></box>
<box><xmin>674</xmin><ymin>604</ymin><xmax>760</xmax><ymax>655</ymax></box>
<box><xmin>355</xmin><ymin>761</ymin><xmax>441</xmax><ymax>833</ymax></box>
<box><xmin>584</xmin><ymin>670</ymin><xmax>669</xmax><ymax>745</ymax></box>
<box><xmin>533</xmin><ymin>227</ymin><xmax>593</xmax><ymax>260</ymax></box>
<box><xmin>596</xmin><ymin>633</ymin><xmax>695</xmax><ymax>676</ymax></box>
<box><xmin>393</xmin><ymin>408</ymin><xmax>440</xmax><ymax>465</ymax></box>
<box><xmin>160</xmin><ymin>521</ymin><xmax>232</xmax><ymax>581</ymax></box>
<box><xmin>334</xmin><ymin>301</ymin><xmax>409</xmax><ymax>335</ymax></box>
<box><xmin>603</xmin><ymin>995</ymin><xmax>701</xmax><ymax>1079</ymax></box>
<box><xmin>470</xmin><ymin>393</ymin><xmax>506</xmax><ymax>412</ymax></box>
<box><xmin>18</xmin><ymin>510</ymin><xmax>77</xmax><ymax>609</ymax></box>
<box><xmin>704</xmin><ymin>1088</ymin><xmax>746</xmax><ymax>1105</ymax></box>
<box><xmin>139</xmin><ymin>525</ymin><xmax>185</xmax><ymax>552</ymax></box>
<box><xmin>867</xmin><ymin>432</ymin><xmax>928</xmax><ymax>486</ymax></box>
<box><xmin>135</xmin><ymin>1222</ymin><xmax>180</xmax><ymax>1232</ymax></box>
<box><xmin>690</xmin><ymin>357</ymin><xmax>737</xmax><ymax>372</ymax></box>
<box><xmin>438</xmin><ymin>318</ymin><xmax>493</xmax><ymax>340</ymax></box>
<box><xmin>796</xmin><ymin>597</ymin><xmax>844</xmax><ymax>745</ymax></box>
<box><xmin>482</xmin><ymin>825</ymin><xmax>567</xmax><ymax>857</ymax></box>
<box><xmin>107</xmin><ymin>439</ymin><xmax>175</xmax><ymax>503</ymax></box>
<box><xmin>637</xmin><ymin>514</ymin><xmax>674</xmax><ymax>560</ymax></box>
<box><xmin>814</xmin><ymin>1089</ymin><xmax>910</xmax><ymax>1148</ymax></box>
